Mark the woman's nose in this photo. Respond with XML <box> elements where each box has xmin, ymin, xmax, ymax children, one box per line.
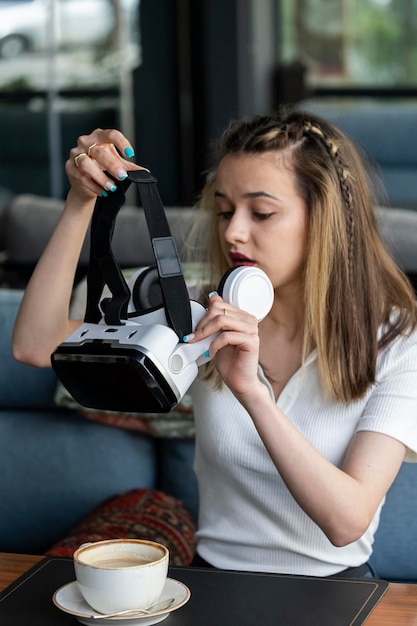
<box><xmin>224</xmin><ymin>213</ymin><xmax>249</xmax><ymax>243</ymax></box>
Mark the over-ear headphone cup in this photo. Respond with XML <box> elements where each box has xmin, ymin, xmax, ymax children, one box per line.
<box><xmin>217</xmin><ymin>267</ymin><xmax>237</xmax><ymax>298</ymax></box>
<box><xmin>218</xmin><ymin>266</ymin><xmax>274</xmax><ymax>321</ymax></box>
<box><xmin>131</xmin><ymin>266</ymin><xmax>163</xmax><ymax>310</ymax></box>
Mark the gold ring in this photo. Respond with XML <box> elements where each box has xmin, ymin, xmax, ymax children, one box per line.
<box><xmin>74</xmin><ymin>152</ymin><xmax>87</xmax><ymax>168</ymax></box>
<box><xmin>87</xmin><ymin>143</ymin><xmax>97</xmax><ymax>158</ymax></box>
<box><xmin>224</xmin><ymin>308</ymin><xmax>227</xmax><ymax>316</ymax></box>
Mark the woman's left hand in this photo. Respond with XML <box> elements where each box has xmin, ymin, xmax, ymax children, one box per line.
<box><xmin>66</xmin><ymin>128</ymin><xmax>145</xmax><ymax>203</ymax></box>
<box><xmin>191</xmin><ymin>293</ymin><xmax>261</xmax><ymax>398</ymax></box>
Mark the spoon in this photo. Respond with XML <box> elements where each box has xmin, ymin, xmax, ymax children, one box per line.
<box><xmin>90</xmin><ymin>597</ymin><xmax>175</xmax><ymax>619</ymax></box>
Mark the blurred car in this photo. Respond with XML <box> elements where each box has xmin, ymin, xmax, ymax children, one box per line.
<box><xmin>0</xmin><ymin>0</ymin><xmax>138</xmax><ymax>59</ymax></box>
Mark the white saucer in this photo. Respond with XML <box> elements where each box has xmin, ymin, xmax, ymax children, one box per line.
<box><xmin>52</xmin><ymin>577</ymin><xmax>191</xmax><ymax>625</ymax></box>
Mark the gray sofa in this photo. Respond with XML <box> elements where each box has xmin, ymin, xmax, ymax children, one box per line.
<box><xmin>0</xmin><ymin>193</ymin><xmax>195</xmax><ymax>288</ymax></box>
<box><xmin>0</xmin><ymin>287</ymin><xmax>198</xmax><ymax>555</ymax></box>
<box><xmin>1</xmin><ymin>193</ymin><xmax>417</xmax><ymax>581</ymax></box>
<box><xmin>0</xmin><ymin>196</ymin><xmax>198</xmax><ymax>555</ymax></box>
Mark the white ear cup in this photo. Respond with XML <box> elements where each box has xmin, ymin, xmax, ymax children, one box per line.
<box><xmin>220</xmin><ymin>266</ymin><xmax>274</xmax><ymax>321</ymax></box>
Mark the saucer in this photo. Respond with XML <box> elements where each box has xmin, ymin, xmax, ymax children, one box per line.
<box><xmin>52</xmin><ymin>577</ymin><xmax>191</xmax><ymax>625</ymax></box>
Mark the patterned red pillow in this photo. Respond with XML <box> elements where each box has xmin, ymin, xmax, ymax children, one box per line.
<box><xmin>46</xmin><ymin>489</ymin><xmax>196</xmax><ymax>566</ymax></box>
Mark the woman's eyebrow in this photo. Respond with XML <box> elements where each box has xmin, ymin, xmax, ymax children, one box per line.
<box><xmin>244</xmin><ymin>191</ymin><xmax>280</xmax><ymax>200</ymax></box>
<box><xmin>214</xmin><ymin>190</ymin><xmax>280</xmax><ymax>200</ymax></box>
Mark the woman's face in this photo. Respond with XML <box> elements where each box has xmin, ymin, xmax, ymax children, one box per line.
<box><xmin>215</xmin><ymin>151</ymin><xmax>308</xmax><ymax>295</ymax></box>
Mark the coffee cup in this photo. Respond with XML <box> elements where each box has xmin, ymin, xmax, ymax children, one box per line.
<box><xmin>73</xmin><ymin>539</ymin><xmax>169</xmax><ymax>614</ymax></box>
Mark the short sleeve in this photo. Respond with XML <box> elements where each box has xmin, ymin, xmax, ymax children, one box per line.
<box><xmin>357</xmin><ymin>328</ymin><xmax>417</xmax><ymax>462</ymax></box>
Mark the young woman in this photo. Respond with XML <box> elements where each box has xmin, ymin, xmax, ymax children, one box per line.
<box><xmin>13</xmin><ymin>110</ymin><xmax>417</xmax><ymax>578</ymax></box>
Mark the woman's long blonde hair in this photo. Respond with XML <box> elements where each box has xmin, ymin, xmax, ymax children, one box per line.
<box><xmin>188</xmin><ymin>109</ymin><xmax>417</xmax><ymax>402</ymax></box>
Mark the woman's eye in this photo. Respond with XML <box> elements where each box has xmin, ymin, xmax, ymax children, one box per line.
<box><xmin>253</xmin><ymin>212</ymin><xmax>275</xmax><ymax>221</ymax></box>
<box><xmin>216</xmin><ymin>210</ymin><xmax>234</xmax><ymax>220</ymax></box>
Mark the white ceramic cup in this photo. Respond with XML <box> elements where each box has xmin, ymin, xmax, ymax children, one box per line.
<box><xmin>73</xmin><ymin>539</ymin><xmax>169</xmax><ymax>614</ymax></box>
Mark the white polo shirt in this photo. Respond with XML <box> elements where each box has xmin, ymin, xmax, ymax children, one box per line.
<box><xmin>191</xmin><ymin>328</ymin><xmax>417</xmax><ymax>576</ymax></box>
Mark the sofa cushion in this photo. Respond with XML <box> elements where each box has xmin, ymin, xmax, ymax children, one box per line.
<box><xmin>0</xmin><ymin>195</ymin><xmax>195</xmax><ymax>287</ymax></box>
<box><xmin>0</xmin><ymin>289</ymin><xmax>59</xmax><ymax>409</ymax></box>
<box><xmin>46</xmin><ymin>488</ymin><xmax>196</xmax><ymax>566</ymax></box>
<box><xmin>369</xmin><ymin>462</ymin><xmax>417</xmax><ymax>581</ymax></box>
<box><xmin>0</xmin><ymin>408</ymin><xmax>159</xmax><ymax>553</ymax></box>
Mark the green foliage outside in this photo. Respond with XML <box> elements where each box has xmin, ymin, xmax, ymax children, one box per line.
<box><xmin>281</xmin><ymin>0</ymin><xmax>417</xmax><ymax>85</ymax></box>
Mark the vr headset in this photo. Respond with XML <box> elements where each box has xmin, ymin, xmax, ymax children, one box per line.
<box><xmin>51</xmin><ymin>170</ymin><xmax>273</xmax><ymax>413</ymax></box>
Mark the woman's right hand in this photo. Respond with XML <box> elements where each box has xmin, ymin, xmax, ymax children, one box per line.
<box><xmin>65</xmin><ymin>128</ymin><xmax>146</xmax><ymax>203</ymax></box>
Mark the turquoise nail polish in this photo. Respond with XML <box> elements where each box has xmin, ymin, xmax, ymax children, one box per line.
<box><xmin>105</xmin><ymin>182</ymin><xmax>117</xmax><ymax>192</ymax></box>
<box><xmin>208</xmin><ymin>291</ymin><xmax>218</xmax><ymax>298</ymax></box>
<box><xmin>100</xmin><ymin>190</ymin><xmax>108</xmax><ymax>197</ymax></box>
<box><xmin>183</xmin><ymin>333</ymin><xmax>195</xmax><ymax>343</ymax></box>
<box><xmin>124</xmin><ymin>146</ymin><xmax>135</xmax><ymax>158</ymax></box>
<box><xmin>117</xmin><ymin>169</ymin><xmax>128</xmax><ymax>180</ymax></box>
<box><xmin>203</xmin><ymin>349</ymin><xmax>210</xmax><ymax>358</ymax></box>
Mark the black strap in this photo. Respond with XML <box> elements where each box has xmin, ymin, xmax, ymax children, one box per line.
<box><xmin>84</xmin><ymin>170</ymin><xmax>192</xmax><ymax>341</ymax></box>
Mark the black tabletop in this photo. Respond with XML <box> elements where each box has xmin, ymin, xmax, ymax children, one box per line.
<box><xmin>0</xmin><ymin>556</ymin><xmax>388</xmax><ymax>626</ymax></box>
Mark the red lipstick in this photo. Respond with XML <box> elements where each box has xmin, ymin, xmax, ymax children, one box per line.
<box><xmin>229</xmin><ymin>252</ymin><xmax>255</xmax><ymax>267</ymax></box>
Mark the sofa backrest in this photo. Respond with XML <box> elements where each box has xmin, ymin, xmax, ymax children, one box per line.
<box><xmin>5</xmin><ymin>196</ymin><xmax>417</xmax><ymax>293</ymax></box>
<box><xmin>0</xmin><ymin>194</ymin><xmax>195</xmax><ymax>288</ymax></box>
<box><xmin>2</xmin><ymin>194</ymin><xmax>417</xmax><ymax>287</ymax></box>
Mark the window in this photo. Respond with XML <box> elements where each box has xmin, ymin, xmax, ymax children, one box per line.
<box><xmin>0</xmin><ymin>0</ymin><xmax>141</xmax><ymax>198</ymax></box>
<box><xmin>0</xmin><ymin>0</ymin><xmax>141</xmax><ymax>91</ymax></box>
<box><xmin>281</xmin><ymin>0</ymin><xmax>417</xmax><ymax>88</ymax></box>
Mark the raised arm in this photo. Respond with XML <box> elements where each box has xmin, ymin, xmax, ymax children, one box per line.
<box><xmin>12</xmin><ymin>128</ymin><xmax>143</xmax><ymax>367</ymax></box>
